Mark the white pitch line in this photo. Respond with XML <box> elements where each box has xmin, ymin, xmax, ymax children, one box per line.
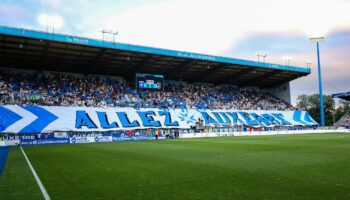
<box><xmin>20</xmin><ymin>146</ymin><xmax>51</xmax><ymax>200</ymax></box>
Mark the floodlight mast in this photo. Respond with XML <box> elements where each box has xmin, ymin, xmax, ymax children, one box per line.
<box><xmin>310</xmin><ymin>36</ymin><xmax>325</xmax><ymax>127</ymax></box>
<box><xmin>283</xmin><ymin>56</ymin><xmax>292</xmax><ymax>66</ymax></box>
<box><xmin>101</xmin><ymin>29</ymin><xmax>119</xmax><ymax>44</ymax></box>
<box><xmin>306</xmin><ymin>61</ymin><xmax>312</xmax><ymax>69</ymax></box>
<box><xmin>257</xmin><ymin>53</ymin><xmax>267</xmax><ymax>63</ymax></box>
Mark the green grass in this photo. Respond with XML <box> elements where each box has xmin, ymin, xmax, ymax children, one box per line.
<box><xmin>0</xmin><ymin>147</ymin><xmax>43</xmax><ymax>199</ymax></box>
<box><xmin>1</xmin><ymin>133</ymin><xmax>350</xmax><ymax>200</ymax></box>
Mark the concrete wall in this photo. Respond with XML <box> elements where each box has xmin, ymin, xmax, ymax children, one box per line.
<box><xmin>265</xmin><ymin>82</ymin><xmax>291</xmax><ymax>104</ymax></box>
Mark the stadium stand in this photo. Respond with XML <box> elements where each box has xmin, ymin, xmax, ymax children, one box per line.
<box><xmin>0</xmin><ymin>69</ymin><xmax>294</xmax><ymax>110</ymax></box>
<box><xmin>335</xmin><ymin>112</ymin><xmax>350</xmax><ymax>127</ymax></box>
<box><xmin>0</xmin><ymin>26</ymin><xmax>320</xmax><ymax>144</ymax></box>
<box><xmin>332</xmin><ymin>92</ymin><xmax>350</xmax><ymax>128</ymax></box>
<box><xmin>332</xmin><ymin>92</ymin><xmax>350</xmax><ymax>101</ymax></box>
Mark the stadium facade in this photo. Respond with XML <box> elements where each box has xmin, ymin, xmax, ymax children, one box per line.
<box><xmin>0</xmin><ymin>26</ymin><xmax>317</xmax><ymax>139</ymax></box>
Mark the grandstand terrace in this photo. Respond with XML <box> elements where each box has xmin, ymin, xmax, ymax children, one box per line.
<box><xmin>0</xmin><ymin>69</ymin><xmax>295</xmax><ymax>110</ymax></box>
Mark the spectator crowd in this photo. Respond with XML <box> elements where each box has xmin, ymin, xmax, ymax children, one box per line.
<box><xmin>0</xmin><ymin>70</ymin><xmax>294</xmax><ymax>110</ymax></box>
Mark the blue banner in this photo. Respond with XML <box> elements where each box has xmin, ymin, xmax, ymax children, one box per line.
<box><xmin>0</xmin><ymin>105</ymin><xmax>318</xmax><ymax>134</ymax></box>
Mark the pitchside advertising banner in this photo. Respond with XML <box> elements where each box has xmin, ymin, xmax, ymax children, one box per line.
<box><xmin>17</xmin><ymin>132</ymin><xmax>165</xmax><ymax>146</ymax></box>
<box><xmin>0</xmin><ymin>105</ymin><xmax>318</xmax><ymax>134</ymax></box>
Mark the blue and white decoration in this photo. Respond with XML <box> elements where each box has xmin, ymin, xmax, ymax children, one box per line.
<box><xmin>0</xmin><ymin>105</ymin><xmax>318</xmax><ymax>134</ymax></box>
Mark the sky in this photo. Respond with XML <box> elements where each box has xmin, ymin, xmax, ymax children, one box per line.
<box><xmin>0</xmin><ymin>0</ymin><xmax>349</xmax><ymax>105</ymax></box>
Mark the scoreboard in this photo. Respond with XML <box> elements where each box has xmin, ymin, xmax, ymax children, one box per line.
<box><xmin>135</xmin><ymin>73</ymin><xmax>164</xmax><ymax>90</ymax></box>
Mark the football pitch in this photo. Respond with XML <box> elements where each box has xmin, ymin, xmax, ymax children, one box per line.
<box><xmin>1</xmin><ymin>133</ymin><xmax>350</xmax><ymax>200</ymax></box>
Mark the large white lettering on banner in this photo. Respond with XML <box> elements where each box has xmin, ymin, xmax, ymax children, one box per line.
<box><xmin>0</xmin><ymin>105</ymin><xmax>318</xmax><ymax>134</ymax></box>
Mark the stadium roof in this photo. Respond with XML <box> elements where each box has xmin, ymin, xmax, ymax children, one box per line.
<box><xmin>332</xmin><ymin>92</ymin><xmax>350</xmax><ymax>101</ymax></box>
<box><xmin>0</xmin><ymin>26</ymin><xmax>310</xmax><ymax>88</ymax></box>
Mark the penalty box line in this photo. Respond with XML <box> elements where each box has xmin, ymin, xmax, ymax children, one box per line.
<box><xmin>20</xmin><ymin>146</ymin><xmax>51</xmax><ymax>200</ymax></box>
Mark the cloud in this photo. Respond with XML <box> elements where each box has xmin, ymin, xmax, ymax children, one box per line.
<box><xmin>92</xmin><ymin>0</ymin><xmax>350</xmax><ymax>55</ymax></box>
<box><xmin>289</xmin><ymin>29</ymin><xmax>350</xmax><ymax>104</ymax></box>
<box><xmin>0</xmin><ymin>1</ymin><xmax>40</xmax><ymax>29</ymax></box>
<box><xmin>323</xmin><ymin>29</ymin><xmax>350</xmax><ymax>49</ymax></box>
<box><xmin>217</xmin><ymin>28</ymin><xmax>350</xmax><ymax>105</ymax></box>
<box><xmin>37</xmin><ymin>14</ymin><xmax>64</xmax><ymax>29</ymax></box>
<box><xmin>220</xmin><ymin>31</ymin><xmax>311</xmax><ymax>65</ymax></box>
<box><xmin>39</xmin><ymin>0</ymin><xmax>62</xmax><ymax>10</ymax></box>
<box><xmin>3</xmin><ymin>0</ymin><xmax>350</xmax><ymax>55</ymax></box>
<box><xmin>0</xmin><ymin>4</ymin><xmax>26</xmax><ymax>20</ymax></box>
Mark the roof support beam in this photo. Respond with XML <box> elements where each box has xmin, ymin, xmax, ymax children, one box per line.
<box><xmin>19</xmin><ymin>39</ymin><xmax>28</xmax><ymax>69</ymax></box>
<box><xmin>88</xmin><ymin>48</ymin><xmax>106</xmax><ymax>73</ymax></box>
<box><xmin>238</xmin><ymin>70</ymin><xmax>280</xmax><ymax>87</ymax></box>
<box><xmin>1</xmin><ymin>36</ymin><xmax>4</xmax><ymax>56</ymax></box>
<box><xmin>261</xmin><ymin>74</ymin><xmax>300</xmax><ymax>88</ymax></box>
<box><xmin>169</xmin><ymin>59</ymin><xmax>195</xmax><ymax>79</ymax></box>
<box><xmin>52</xmin><ymin>43</ymin><xmax>69</xmax><ymax>69</ymax></box>
<box><xmin>217</xmin><ymin>69</ymin><xmax>252</xmax><ymax>85</ymax></box>
<box><xmin>39</xmin><ymin>41</ymin><xmax>49</xmax><ymax>71</ymax></box>
<box><xmin>0</xmin><ymin>39</ymin><xmax>100</xmax><ymax>54</ymax></box>
<box><xmin>191</xmin><ymin>63</ymin><xmax>226</xmax><ymax>82</ymax></box>
<box><xmin>135</xmin><ymin>54</ymin><xmax>153</xmax><ymax>72</ymax></box>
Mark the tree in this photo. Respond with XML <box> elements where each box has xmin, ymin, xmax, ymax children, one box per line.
<box><xmin>296</xmin><ymin>94</ymin><xmax>308</xmax><ymax>110</ymax></box>
<box><xmin>296</xmin><ymin>94</ymin><xmax>334</xmax><ymax>126</ymax></box>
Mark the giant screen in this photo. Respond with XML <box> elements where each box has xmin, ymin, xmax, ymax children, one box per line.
<box><xmin>135</xmin><ymin>73</ymin><xmax>164</xmax><ymax>90</ymax></box>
